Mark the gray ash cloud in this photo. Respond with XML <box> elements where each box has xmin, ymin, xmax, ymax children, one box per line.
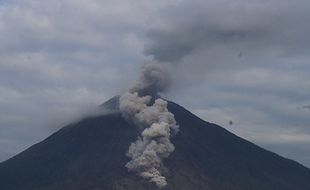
<box><xmin>119</xmin><ymin>63</ymin><xmax>178</xmax><ymax>188</ymax></box>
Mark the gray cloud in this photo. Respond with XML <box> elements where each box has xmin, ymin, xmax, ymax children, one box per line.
<box><xmin>303</xmin><ymin>105</ymin><xmax>310</xmax><ymax>111</ymax></box>
<box><xmin>153</xmin><ymin>0</ymin><xmax>310</xmax><ymax>166</ymax></box>
<box><xmin>144</xmin><ymin>0</ymin><xmax>310</xmax><ymax>64</ymax></box>
<box><xmin>0</xmin><ymin>0</ymin><xmax>151</xmax><ymax>161</ymax></box>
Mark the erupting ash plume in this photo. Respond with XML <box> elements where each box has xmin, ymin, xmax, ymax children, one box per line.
<box><xmin>119</xmin><ymin>63</ymin><xmax>179</xmax><ymax>188</ymax></box>
<box><xmin>129</xmin><ymin>63</ymin><xmax>171</xmax><ymax>96</ymax></box>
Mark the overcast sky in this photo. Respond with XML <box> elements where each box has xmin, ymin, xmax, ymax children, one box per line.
<box><xmin>0</xmin><ymin>0</ymin><xmax>310</xmax><ymax>167</ymax></box>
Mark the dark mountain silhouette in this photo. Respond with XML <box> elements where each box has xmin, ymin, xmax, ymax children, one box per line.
<box><xmin>0</xmin><ymin>96</ymin><xmax>310</xmax><ymax>190</ymax></box>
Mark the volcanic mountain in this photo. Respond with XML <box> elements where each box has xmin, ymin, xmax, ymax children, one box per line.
<box><xmin>0</xmin><ymin>96</ymin><xmax>310</xmax><ymax>190</ymax></box>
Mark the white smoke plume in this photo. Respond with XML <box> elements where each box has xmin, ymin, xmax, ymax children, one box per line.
<box><xmin>119</xmin><ymin>63</ymin><xmax>179</xmax><ymax>188</ymax></box>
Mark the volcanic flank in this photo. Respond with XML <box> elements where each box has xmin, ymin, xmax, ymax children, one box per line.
<box><xmin>0</xmin><ymin>63</ymin><xmax>310</xmax><ymax>190</ymax></box>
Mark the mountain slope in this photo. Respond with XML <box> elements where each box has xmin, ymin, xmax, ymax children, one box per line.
<box><xmin>0</xmin><ymin>97</ymin><xmax>309</xmax><ymax>190</ymax></box>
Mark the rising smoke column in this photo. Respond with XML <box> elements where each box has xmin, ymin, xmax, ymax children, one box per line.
<box><xmin>119</xmin><ymin>63</ymin><xmax>179</xmax><ymax>188</ymax></box>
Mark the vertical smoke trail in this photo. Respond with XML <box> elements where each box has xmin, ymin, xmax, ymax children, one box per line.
<box><xmin>119</xmin><ymin>63</ymin><xmax>179</xmax><ymax>188</ymax></box>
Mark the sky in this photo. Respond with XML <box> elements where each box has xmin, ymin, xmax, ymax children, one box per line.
<box><xmin>0</xmin><ymin>0</ymin><xmax>310</xmax><ymax>167</ymax></box>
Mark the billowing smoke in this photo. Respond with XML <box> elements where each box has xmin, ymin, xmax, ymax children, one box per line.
<box><xmin>129</xmin><ymin>63</ymin><xmax>171</xmax><ymax>96</ymax></box>
<box><xmin>119</xmin><ymin>63</ymin><xmax>179</xmax><ymax>188</ymax></box>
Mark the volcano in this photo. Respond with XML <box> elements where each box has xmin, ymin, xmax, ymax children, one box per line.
<box><xmin>0</xmin><ymin>96</ymin><xmax>310</xmax><ymax>190</ymax></box>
